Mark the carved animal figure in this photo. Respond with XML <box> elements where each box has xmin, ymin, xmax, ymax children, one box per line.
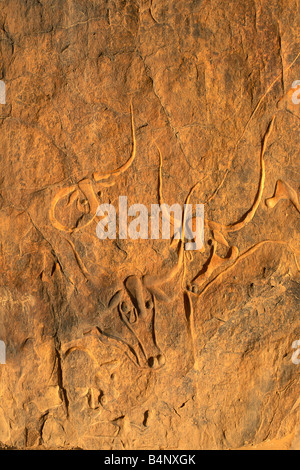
<box><xmin>94</xmin><ymin>274</ymin><xmax>167</xmax><ymax>370</ymax></box>
<box><xmin>49</xmin><ymin>50</ymin><xmax>300</xmax><ymax>371</ymax></box>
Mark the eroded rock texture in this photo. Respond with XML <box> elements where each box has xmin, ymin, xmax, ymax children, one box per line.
<box><xmin>0</xmin><ymin>0</ymin><xmax>299</xmax><ymax>450</ymax></box>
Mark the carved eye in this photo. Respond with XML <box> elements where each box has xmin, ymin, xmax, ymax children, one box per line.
<box><xmin>77</xmin><ymin>198</ymin><xmax>90</xmax><ymax>214</ymax></box>
<box><xmin>119</xmin><ymin>301</ymin><xmax>137</xmax><ymax>324</ymax></box>
<box><xmin>120</xmin><ymin>301</ymin><xmax>130</xmax><ymax>313</ymax></box>
<box><xmin>127</xmin><ymin>311</ymin><xmax>137</xmax><ymax>324</ymax></box>
<box><xmin>145</xmin><ymin>299</ymin><xmax>153</xmax><ymax>310</ymax></box>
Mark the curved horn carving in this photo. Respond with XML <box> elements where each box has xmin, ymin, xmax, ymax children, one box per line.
<box><xmin>49</xmin><ymin>104</ymin><xmax>136</xmax><ymax>233</ymax></box>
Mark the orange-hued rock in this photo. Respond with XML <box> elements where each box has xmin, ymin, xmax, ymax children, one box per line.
<box><xmin>0</xmin><ymin>0</ymin><xmax>299</xmax><ymax>450</ymax></box>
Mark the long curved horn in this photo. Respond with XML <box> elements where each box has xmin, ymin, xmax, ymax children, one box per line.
<box><xmin>204</xmin><ymin>115</ymin><xmax>276</xmax><ymax>234</ymax></box>
<box><xmin>50</xmin><ymin>104</ymin><xmax>136</xmax><ymax>233</ymax></box>
<box><xmin>93</xmin><ymin>103</ymin><xmax>136</xmax><ymax>183</ymax></box>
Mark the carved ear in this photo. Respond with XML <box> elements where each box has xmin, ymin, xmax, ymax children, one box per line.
<box><xmin>108</xmin><ymin>290</ymin><xmax>122</xmax><ymax>309</ymax></box>
<box><xmin>266</xmin><ymin>180</ymin><xmax>300</xmax><ymax>213</ymax></box>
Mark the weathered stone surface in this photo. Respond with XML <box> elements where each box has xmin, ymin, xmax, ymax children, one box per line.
<box><xmin>0</xmin><ymin>0</ymin><xmax>299</xmax><ymax>450</ymax></box>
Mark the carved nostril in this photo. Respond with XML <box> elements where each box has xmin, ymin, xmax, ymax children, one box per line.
<box><xmin>148</xmin><ymin>356</ymin><xmax>158</xmax><ymax>368</ymax></box>
<box><xmin>148</xmin><ymin>354</ymin><xmax>165</xmax><ymax>369</ymax></box>
<box><xmin>145</xmin><ymin>299</ymin><xmax>153</xmax><ymax>310</ymax></box>
<box><xmin>157</xmin><ymin>354</ymin><xmax>165</xmax><ymax>367</ymax></box>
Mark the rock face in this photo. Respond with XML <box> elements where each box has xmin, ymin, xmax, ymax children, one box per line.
<box><xmin>0</xmin><ymin>0</ymin><xmax>299</xmax><ymax>450</ymax></box>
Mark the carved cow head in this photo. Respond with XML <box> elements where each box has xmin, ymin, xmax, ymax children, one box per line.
<box><xmin>79</xmin><ymin>239</ymin><xmax>185</xmax><ymax>371</ymax></box>
<box><xmin>93</xmin><ymin>273</ymin><xmax>171</xmax><ymax>370</ymax></box>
